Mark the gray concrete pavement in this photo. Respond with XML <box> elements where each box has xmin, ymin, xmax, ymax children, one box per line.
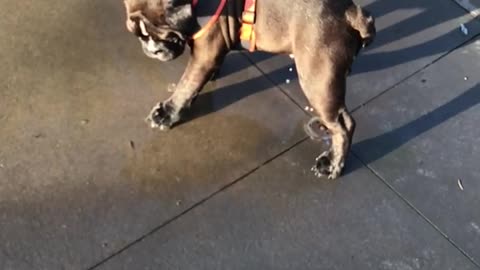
<box><xmin>352</xmin><ymin>37</ymin><xmax>480</xmax><ymax>262</ymax></box>
<box><xmin>95</xmin><ymin>142</ymin><xmax>479</xmax><ymax>270</ymax></box>
<box><xmin>1</xmin><ymin>0</ymin><xmax>480</xmax><ymax>269</ymax></box>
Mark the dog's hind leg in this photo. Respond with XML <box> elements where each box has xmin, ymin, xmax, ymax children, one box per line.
<box><xmin>295</xmin><ymin>52</ymin><xmax>355</xmax><ymax>179</ymax></box>
<box><xmin>313</xmin><ymin>107</ymin><xmax>355</xmax><ymax>179</ymax></box>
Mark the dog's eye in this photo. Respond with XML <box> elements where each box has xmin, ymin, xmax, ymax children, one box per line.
<box><xmin>134</xmin><ymin>27</ymin><xmax>149</xmax><ymax>40</ymax></box>
<box><xmin>150</xmin><ymin>35</ymin><xmax>161</xmax><ymax>42</ymax></box>
<box><xmin>138</xmin><ymin>32</ymin><xmax>149</xmax><ymax>40</ymax></box>
<box><xmin>135</xmin><ymin>28</ymin><xmax>150</xmax><ymax>41</ymax></box>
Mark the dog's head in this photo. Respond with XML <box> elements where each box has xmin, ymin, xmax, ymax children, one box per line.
<box><xmin>124</xmin><ymin>0</ymin><xmax>196</xmax><ymax>61</ymax></box>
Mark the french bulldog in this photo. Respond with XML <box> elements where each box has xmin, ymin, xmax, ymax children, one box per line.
<box><xmin>123</xmin><ymin>0</ymin><xmax>375</xmax><ymax>179</ymax></box>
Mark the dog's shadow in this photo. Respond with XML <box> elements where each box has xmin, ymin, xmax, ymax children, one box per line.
<box><xmin>343</xmin><ymin>83</ymin><xmax>480</xmax><ymax>175</ymax></box>
<box><xmin>181</xmin><ymin>55</ymin><xmax>297</xmax><ymax>124</ymax></box>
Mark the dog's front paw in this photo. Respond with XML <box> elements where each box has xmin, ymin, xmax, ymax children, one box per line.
<box><xmin>145</xmin><ymin>102</ymin><xmax>180</xmax><ymax>130</ymax></box>
<box><xmin>311</xmin><ymin>151</ymin><xmax>343</xmax><ymax>180</ymax></box>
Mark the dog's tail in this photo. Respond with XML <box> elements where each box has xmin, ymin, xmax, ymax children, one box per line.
<box><xmin>345</xmin><ymin>5</ymin><xmax>376</xmax><ymax>48</ymax></box>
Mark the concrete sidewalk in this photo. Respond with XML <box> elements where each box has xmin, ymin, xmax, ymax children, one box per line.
<box><xmin>1</xmin><ymin>0</ymin><xmax>480</xmax><ymax>269</ymax></box>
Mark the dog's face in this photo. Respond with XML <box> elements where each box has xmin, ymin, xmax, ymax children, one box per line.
<box><xmin>124</xmin><ymin>0</ymin><xmax>195</xmax><ymax>61</ymax></box>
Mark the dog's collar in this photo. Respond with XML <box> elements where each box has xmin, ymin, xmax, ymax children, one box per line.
<box><xmin>191</xmin><ymin>0</ymin><xmax>257</xmax><ymax>52</ymax></box>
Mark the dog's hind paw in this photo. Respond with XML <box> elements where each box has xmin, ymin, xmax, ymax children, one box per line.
<box><xmin>145</xmin><ymin>102</ymin><xmax>180</xmax><ymax>130</ymax></box>
<box><xmin>327</xmin><ymin>164</ymin><xmax>343</xmax><ymax>180</ymax></box>
<box><xmin>311</xmin><ymin>151</ymin><xmax>343</xmax><ymax>180</ymax></box>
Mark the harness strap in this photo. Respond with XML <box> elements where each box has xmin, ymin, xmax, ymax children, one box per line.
<box><xmin>191</xmin><ymin>0</ymin><xmax>257</xmax><ymax>52</ymax></box>
<box><xmin>240</xmin><ymin>0</ymin><xmax>257</xmax><ymax>52</ymax></box>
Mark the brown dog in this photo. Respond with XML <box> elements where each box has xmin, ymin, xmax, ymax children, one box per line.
<box><xmin>123</xmin><ymin>0</ymin><xmax>375</xmax><ymax>179</ymax></box>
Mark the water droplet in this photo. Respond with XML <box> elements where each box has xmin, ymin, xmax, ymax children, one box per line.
<box><xmin>460</xmin><ymin>24</ymin><xmax>469</xmax><ymax>35</ymax></box>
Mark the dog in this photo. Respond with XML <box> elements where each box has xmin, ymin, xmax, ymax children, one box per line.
<box><xmin>123</xmin><ymin>0</ymin><xmax>375</xmax><ymax>179</ymax></box>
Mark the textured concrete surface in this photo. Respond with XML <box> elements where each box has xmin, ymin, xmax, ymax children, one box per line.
<box><xmin>95</xmin><ymin>142</ymin><xmax>478</xmax><ymax>270</ymax></box>
<box><xmin>352</xmin><ymin>37</ymin><xmax>480</xmax><ymax>263</ymax></box>
<box><xmin>1</xmin><ymin>0</ymin><xmax>480</xmax><ymax>269</ymax></box>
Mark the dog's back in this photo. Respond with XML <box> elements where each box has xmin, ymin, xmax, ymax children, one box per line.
<box><xmin>255</xmin><ymin>0</ymin><xmax>375</xmax><ymax>53</ymax></box>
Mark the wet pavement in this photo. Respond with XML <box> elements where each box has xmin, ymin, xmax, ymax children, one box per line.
<box><xmin>1</xmin><ymin>0</ymin><xmax>480</xmax><ymax>269</ymax></box>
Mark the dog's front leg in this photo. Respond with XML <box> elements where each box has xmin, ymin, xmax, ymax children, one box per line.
<box><xmin>146</xmin><ymin>51</ymin><xmax>226</xmax><ymax>130</ymax></box>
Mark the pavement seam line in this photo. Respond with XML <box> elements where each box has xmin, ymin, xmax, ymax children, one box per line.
<box><xmin>86</xmin><ymin>137</ymin><xmax>309</xmax><ymax>270</ymax></box>
<box><xmin>351</xmin><ymin>152</ymin><xmax>480</xmax><ymax>269</ymax></box>
<box><xmin>451</xmin><ymin>0</ymin><xmax>480</xmax><ymax>18</ymax></box>
<box><xmin>347</xmin><ymin>26</ymin><xmax>480</xmax><ymax>269</ymax></box>
<box><xmin>351</xmin><ymin>31</ymin><xmax>480</xmax><ymax>114</ymax></box>
<box><xmin>240</xmin><ymin>52</ymin><xmax>312</xmax><ymax>117</ymax></box>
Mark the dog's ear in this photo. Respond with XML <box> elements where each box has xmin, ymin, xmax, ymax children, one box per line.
<box><xmin>163</xmin><ymin>0</ymin><xmax>195</xmax><ymax>33</ymax></box>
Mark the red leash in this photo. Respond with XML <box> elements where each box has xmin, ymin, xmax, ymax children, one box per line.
<box><xmin>191</xmin><ymin>0</ymin><xmax>227</xmax><ymax>40</ymax></box>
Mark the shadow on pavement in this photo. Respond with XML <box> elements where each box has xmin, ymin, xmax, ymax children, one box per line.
<box><xmin>182</xmin><ymin>64</ymin><xmax>294</xmax><ymax>124</ymax></box>
<box><xmin>345</xmin><ymin>83</ymin><xmax>480</xmax><ymax>174</ymax></box>
<box><xmin>352</xmin><ymin>0</ymin><xmax>477</xmax><ymax>74</ymax></box>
